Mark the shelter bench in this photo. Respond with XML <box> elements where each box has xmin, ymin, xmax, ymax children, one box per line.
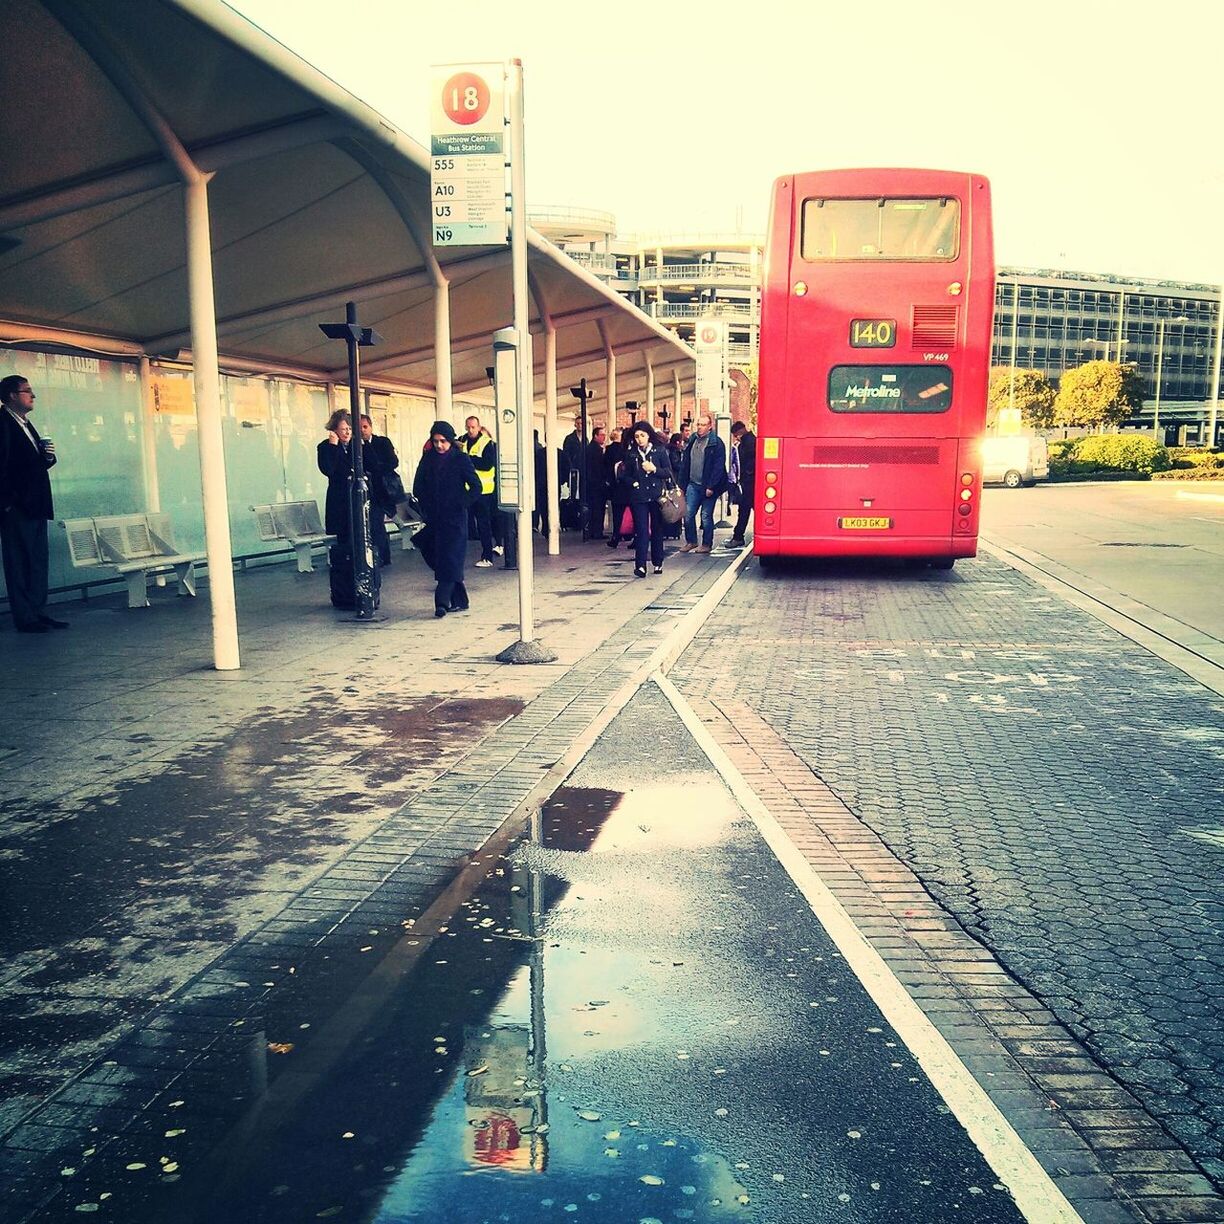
<box><xmin>251</xmin><ymin>500</ymin><xmax>334</xmax><ymax>573</ymax></box>
<box><xmin>251</xmin><ymin>500</ymin><xmax>423</xmax><ymax>574</ymax></box>
<box><xmin>60</xmin><ymin>513</ymin><xmax>205</xmax><ymax>609</ymax></box>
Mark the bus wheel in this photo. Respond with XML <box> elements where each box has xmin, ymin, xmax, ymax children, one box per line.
<box><xmin>930</xmin><ymin>557</ymin><xmax>955</xmax><ymax>570</ymax></box>
<box><xmin>1003</xmin><ymin>469</ymin><xmax>1023</xmax><ymax>489</ymax></box>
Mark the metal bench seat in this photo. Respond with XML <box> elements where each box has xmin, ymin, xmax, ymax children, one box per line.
<box><xmin>251</xmin><ymin>500</ymin><xmax>334</xmax><ymax>573</ymax></box>
<box><xmin>60</xmin><ymin>513</ymin><xmax>205</xmax><ymax>609</ymax></box>
<box><xmin>251</xmin><ymin>499</ymin><xmax>422</xmax><ymax>572</ymax></box>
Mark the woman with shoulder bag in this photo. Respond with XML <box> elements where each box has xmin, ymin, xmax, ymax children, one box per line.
<box><xmin>616</xmin><ymin>422</ymin><xmax>673</xmax><ymax>577</ymax></box>
<box><xmin>412</xmin><ymin>420</ymin><xmax>481</xmax><ymax>617</ymax></box>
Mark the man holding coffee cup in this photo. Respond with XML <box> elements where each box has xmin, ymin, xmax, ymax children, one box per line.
<box><xmin>1</xmin><ymin>375</ymin><xmax>67</xmax><ymax>632</ymax></box>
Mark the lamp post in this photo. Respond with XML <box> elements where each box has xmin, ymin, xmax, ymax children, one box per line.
<box><xmin>319</xmin><ymin>301</ymin><xmax>381</xmax><ymax>621</ymax></box>
<box><xmin>570</xmin><ymin>379</ymin><xmax>593</xmax><ymax>540</ymax></box>
<box><xmin>1153</xmin><ymin>315</ymin><xmax>1189</xmax><ymax>440</ymax></box>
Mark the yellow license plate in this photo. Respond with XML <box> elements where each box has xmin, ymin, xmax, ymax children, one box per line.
<box><xmin>838</xmin><ymin>516</ymin><xmax>892</xmax><ymax>530</ymax></box>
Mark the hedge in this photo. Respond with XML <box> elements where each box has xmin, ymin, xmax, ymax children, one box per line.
<box><xmin>1166</xmin><ymin>448</ymin><xmax>1223</xmax><ymax>471</ymax></box>
<box><xmin>1151</xmin><ymin>466</ymin><xmax>1224</xmax><ymax>481</ymax></box>
<box><xmin>1047</xmin><ymin>435</ymin><xmax>1171</xmax><ymax>478</ymax></box>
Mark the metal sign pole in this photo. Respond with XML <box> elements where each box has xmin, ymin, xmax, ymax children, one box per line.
<box><xmin>498</xmin><ymin>59</ymin><xmax>555</xmax><ymax>665</ymax></box>
<box><xmin>319</xmin><ymin>302</ymin><xmax>382</xmax><ymax>621</ymax></box>
<box><xmin>578</xmin><ymin>377</ymin><xmax>589</xmax><ymax>541</ymax></box>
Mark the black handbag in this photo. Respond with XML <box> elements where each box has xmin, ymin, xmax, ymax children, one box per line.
<box><xmin>381</xmin><ymin>469</ymin><xmax>407</xmax><ymax>508</ymax></box>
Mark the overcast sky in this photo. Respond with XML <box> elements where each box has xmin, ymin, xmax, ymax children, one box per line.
<box><xmin>232</xmin><ymin>0</ymin><xmax>1222</xmax><ymax>286</ymax></box>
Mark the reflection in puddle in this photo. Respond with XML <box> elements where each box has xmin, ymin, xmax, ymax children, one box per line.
<box><xmin>369</xmin><ymin>785</ymin><xmax>752</xmax><ymax>1222</ymax></box>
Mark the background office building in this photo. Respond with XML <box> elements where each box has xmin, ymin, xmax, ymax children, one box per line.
<box><xmin>530</xmin><ymin>205</ymin><xmax>763</xmax><ymax>383</ymax></box>
<box><xmin>994</xmin><ymin>269</ymin><xmax>1221</xmax><ymax>443</ymax></box>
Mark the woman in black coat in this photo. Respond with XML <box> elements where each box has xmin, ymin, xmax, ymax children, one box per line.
<box><xmin>617</xmin><ymin>421</ymin><xmax>673</xmax><ymax>577</ymax></box>
<box><xmin>317</xmin><ymin>410</ymin><xmax>355</xmax><ymax>536</ymax></box>
<box><xmin>412</xmin><ymin>420</ymin><xmax>481</xmax><ymax>617</ymax></box>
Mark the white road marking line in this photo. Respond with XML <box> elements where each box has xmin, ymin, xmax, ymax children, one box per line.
<box><xmin>1174</xmin><ymin>490</ymin><xmax>1224</xmax><ymax>505</ymax></box>
<box><xmin>653</xmin><ymin>670</ymin><xmax>1083</xmax><ymax>1224</ymax></box>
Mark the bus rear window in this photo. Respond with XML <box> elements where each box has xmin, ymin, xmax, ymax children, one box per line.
<box><xmin>801</xmin><ymin>197</ymin><xmax>960</xmax><ymax>261</ymax></box>
<box><xmin>828</xmin><ymin>366</ymin><xmax>953</xmax><ymax>414</ymax></box>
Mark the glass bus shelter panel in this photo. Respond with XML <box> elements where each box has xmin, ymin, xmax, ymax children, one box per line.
<box><xmin>0</xmin><ymin>346</ymin><xmax>145</xmax><ymax>594</ymax></box>
<box><xmin>801</xmin><ymin>198</ymin><xmax>961</xmax><ymax>261</ymax></box>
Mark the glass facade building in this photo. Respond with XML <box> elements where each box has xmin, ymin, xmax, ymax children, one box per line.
<box><xmin>994</xmin><ymin>269</ymin><xmax>1219</xmax><ymax>430</ymax></box>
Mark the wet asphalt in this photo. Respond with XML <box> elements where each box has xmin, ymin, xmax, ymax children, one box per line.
<box><xmin>17</xmin><ymin>682</ymin><xmax>1026</xmax><ymax>1223</ymax></box>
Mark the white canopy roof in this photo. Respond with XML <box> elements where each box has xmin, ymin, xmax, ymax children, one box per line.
<box><xmin>0</xmin><ymin>0</ymin><xmax>694</xmax><ymax>403</ymax></box>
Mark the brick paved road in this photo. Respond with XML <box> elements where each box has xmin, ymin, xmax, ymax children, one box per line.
<box><xmin>673</xmin><ymin>554</ymin><xmax>1224</xmax><ymax>1196</ymax></box>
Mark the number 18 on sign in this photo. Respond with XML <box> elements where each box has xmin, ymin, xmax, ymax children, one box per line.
<box><xmin>430</xmin><ymin>64</ymin><xmax>507</xmax><ymax>247</ymax></box>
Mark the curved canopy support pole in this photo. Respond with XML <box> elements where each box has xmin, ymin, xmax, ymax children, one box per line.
<box><xmin>597</xmin><ymin>320</ymin><xmax>617</xmax><ymax>435</ymax></box>
<box><xmin>137</xmin><ymin>358</ymin><xmax>161</xmax><ymax>515</ymax></box>
<box><xmin>45</xmin><ymin>0</ymin><xmax>239</xmax><ymax>668</ymax></box>
<box><xmin>645</xmin><ymin>354</ymin><xmax>656</xmax><ymax>430</ymax></box>
<box><xmin>529</xmin><ymin>272</ymin><xmax>560</xmax><ymax>556</ymax></box>
<box><xmin>335</xmin><ymin>138</ymin><xmax>453</xmax><ymax>420</ymax></box>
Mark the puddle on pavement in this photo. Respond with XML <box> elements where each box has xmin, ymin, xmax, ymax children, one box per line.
<box><xmin>0</xmin><ymin>694</ymin><xmax>522</xmax><ymax>1124</ymax></box>
<box><xmin>34</xmin><ymin>785</ymin><xmax>1020</xmax><ymax>1224</ymax></box>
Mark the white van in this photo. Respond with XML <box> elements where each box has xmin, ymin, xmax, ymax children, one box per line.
<box><xmin>980</xmin><ymin>436</ymin><xmax>1049</xmax><ymax>488</ymax></box>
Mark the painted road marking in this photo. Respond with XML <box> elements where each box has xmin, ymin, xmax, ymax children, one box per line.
<box><xmin>653</xmin><ymin>670</ymin><xmax>1083</xmax><ymax>1224</ymax></box>
<box><xmin>1174</xmin><ymin>490</ymin><xmax>1224</xmax><ymax>505</ymax></box>
<box><xmin>1180</xmin><ymin>827</ymin><xmax>1224</xmax><ymax>849</ymax></box>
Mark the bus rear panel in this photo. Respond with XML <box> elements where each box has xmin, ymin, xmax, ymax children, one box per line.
<box><xmin>755</xmin><ymin>169</ymin><xmax>995</xmax><ymax>562</ymax></box>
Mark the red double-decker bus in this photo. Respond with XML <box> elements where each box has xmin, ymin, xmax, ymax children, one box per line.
<box><xmin>754</xmin><ymin>168</ymin><xmax>994</xmax><ymax>568</ymax></box>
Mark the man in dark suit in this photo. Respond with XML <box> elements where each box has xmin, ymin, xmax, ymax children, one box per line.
<box><xmin>1</xmin><ymin>375</ymin><xmax>66</xmax><ymax>632</ymax></box>
<box><xmin>585</xmin><ymin>425</ymin><xmax>607</xmax><ymax>538</ymax></box>
<box><xmin>729</xmin><ymin>420</ymin><xmax>757</xmax><ymax>546</ymax></box>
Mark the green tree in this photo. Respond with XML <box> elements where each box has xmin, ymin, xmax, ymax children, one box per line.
<box><xmin>987</xmin><ymin>367</ymin><xmax>1056</xmax><ymax>430</ymax></box>
<box><xmin>1054</xmin><ymin>360</ymin><xmax>1146</xmax><ymax>430</ymax></box>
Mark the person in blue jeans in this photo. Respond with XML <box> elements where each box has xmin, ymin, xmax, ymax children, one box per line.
<box><xmin>616</xmin><ymin>422</ymin><xmax>672</xmax><ymax>576</ymax></box>
<box><xmin>677</xmin><ymin>413</ymin><xmax>727</xmax><ymax>553</ymax></box>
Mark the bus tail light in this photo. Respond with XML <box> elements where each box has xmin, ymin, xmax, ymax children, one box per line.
<box><xmin>956</xmin><ymin>472</ymin><xmax>975</xmax><ymax>525</ymax></box>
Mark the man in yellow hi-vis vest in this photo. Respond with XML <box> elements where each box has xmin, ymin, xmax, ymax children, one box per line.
<box><xmin>461</xmin><ymin>415</ymin><xmax>501</xmax><ymax>567</ymax></box>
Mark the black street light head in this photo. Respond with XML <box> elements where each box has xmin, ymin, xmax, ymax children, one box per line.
<box><xmin>486</xmin><ymin>366</ymin><xmax>495</xmax><ymax>384</ymax></box>
<box><xmin>319</xmin><ymin>321</ymin><xmax>382</xmax><ymax>347</ymax></box>
<box><xmin>570</xmin><ymin>386</ymin><xmax>589</xmax><ymax>401</ymax></box>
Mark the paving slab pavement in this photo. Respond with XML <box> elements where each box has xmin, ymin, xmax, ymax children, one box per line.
<box><xmin>2</xmin><ymin>682</ymin><xmax>1048</xmax><ymax>1223</ymax></box>
<box><xmin>4</xmin><ymin>533</ymin><xmax>1223</xmax><ymax>1223</ymax></box>
<box><xmin>0</xmin><ymin>536</ymin><xmax>743</xmax><ymax>1216</ymax></box>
